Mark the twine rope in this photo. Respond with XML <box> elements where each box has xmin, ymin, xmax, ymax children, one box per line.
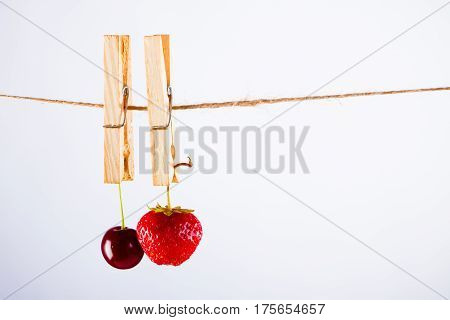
<box><xmin>1</xmin><ymin>86</ymin><xmax>449</xmax><ymax>111</ymax></box>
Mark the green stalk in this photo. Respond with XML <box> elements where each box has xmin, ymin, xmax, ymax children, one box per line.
<box><xmin>118</xmin><ymin>182</ymin><xmax>125</xmax><ymax>229</ymax></box>
<box><xmin>166</xmin><ymin>185</ymin><xmax>171</xmax><ymax>209</ymax></box>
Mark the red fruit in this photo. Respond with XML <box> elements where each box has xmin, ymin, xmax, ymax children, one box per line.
<box><xmin>101</xmin><ymin>226</ymin><xmax>144</xmax><ymax>270</ymax></box>
<box><xmin>137</xmin><ymin>206</ymin><xmax>203</xmax><ymax>266</ymax></box>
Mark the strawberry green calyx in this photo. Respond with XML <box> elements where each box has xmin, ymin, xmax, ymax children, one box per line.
<box><xmin>147</xmin><ymin>204</ymin><xmax>194</xmax><ymax>217</ymax></box>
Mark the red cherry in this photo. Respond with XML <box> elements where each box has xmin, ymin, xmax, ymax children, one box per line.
<box><xmin>101</xmin><ymin>226</ymin><xmax>144</xmax><ymax>270</ymax></box>
<box><xmin>137</xmin><ymin>210</ymin><xmax>203</xmax><ymax>266</ymax></box>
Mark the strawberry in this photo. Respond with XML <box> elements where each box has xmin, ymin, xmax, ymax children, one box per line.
<box><xmin>137</xmin><ymin>204</ymin><xmax>203</xmax><ymax>266</ymax></box>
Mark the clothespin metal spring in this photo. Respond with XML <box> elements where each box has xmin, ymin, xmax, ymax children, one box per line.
<box><xmin>151</xmin><ymin>86</ymin><xmax>172</xmax><ymax>130</ymax></box>
<box><xmin>103</xmin><ymin>86</ymin><xmax>130</xmax><ymax>129</ymax></box>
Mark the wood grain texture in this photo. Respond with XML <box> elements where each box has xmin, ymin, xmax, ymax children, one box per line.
<box><xmin>121</xmin><ymin>36</ymin><xmax>134</xmax><ymax>181</ymax></box>
<box><xmin>103</xmin><ymin>35</ymin><xmax>134</xmax><ymax>184</ymax></box>
<box><xmin>144</xmin><ymin>35</ymin><xmax>171</xmax><ymax>186</ymax></box>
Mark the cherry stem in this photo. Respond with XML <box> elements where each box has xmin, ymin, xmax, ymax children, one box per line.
<box><xmin>166</xmin><ymin>185</ymin><xmax>171</xmax><ymax>209</ymax></box>
<box><xmin>118</xmin><ymin>182</ymin><xmax>125</xmax><ymax>230</ymax></box>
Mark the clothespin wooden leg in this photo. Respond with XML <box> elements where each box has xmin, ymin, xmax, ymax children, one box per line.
<box><xmin>144</xmin><ymin>34</ymin><xmax>171</xmax><ymax>186</ymax></box>
<box><xmin>103</xmin><ymin>35</ymin><xmax>134</xmax><ymax>184</ymax></box>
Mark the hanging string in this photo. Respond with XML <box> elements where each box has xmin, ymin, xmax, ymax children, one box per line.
<box><xmin>1</xmin><ymin>86</ymin><xmax>449</xmax><ymax>111</ymax></box>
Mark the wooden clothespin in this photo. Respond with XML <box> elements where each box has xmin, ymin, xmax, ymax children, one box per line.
<box><xmin>103</xmin><ymin>35</ymin><xmax>134</xmax><ymax>184</ymax></box>
<box><xmin>144</xmin><ymin>34</ymin><xmax>172</xmax><ymax>186</ymax></box>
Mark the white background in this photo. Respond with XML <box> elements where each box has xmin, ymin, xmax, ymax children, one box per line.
<box><xmin>0</xmin><ymin>0</ymin><xmax>449</xmax><ymax>299</ymax></box>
